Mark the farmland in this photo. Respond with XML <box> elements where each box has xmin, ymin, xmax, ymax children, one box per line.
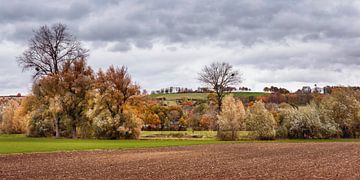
<box><xmin>2</xmin><ymin>134</ymin><xmax>360</xmax><ymax>154</ymax></box>
<box><xmin>1</xmin><ymin>140</ymin><xmax>360</xmax><ymax>179</ymax></box>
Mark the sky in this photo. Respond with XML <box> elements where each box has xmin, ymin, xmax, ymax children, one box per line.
<box><xmin>0</xmin><ymin>0</ymin><xmax>360</xmax><ymax>95</ymax></box>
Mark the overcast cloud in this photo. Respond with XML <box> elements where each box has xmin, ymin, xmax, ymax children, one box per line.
<box><xmin>0</xmin><ymin>0</ymin><xmax>359</xmax><ymax>95</ymax></box>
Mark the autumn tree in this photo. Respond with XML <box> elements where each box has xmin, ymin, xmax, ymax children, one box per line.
<box><xmin>150</xmin><ymin>105</ymin><xmax>170</xmax><ymax>130</ymax></box>
<box><xmin>18</xmin><ymin>23</ymin><xmax>89</xmax><ymax>138</ymax></box>
<box><xmin>27</xmin><ymin>59</ymin><xmax>94</xmax><ymax>138</ymax></box>
<box><xmin>17</xmin><ymin>23</ymin><xmax>88</xmax><ymax>78</ymax></box>
<box><xmin>246</xmin><ymin>101</ymin><xmax>276</xmax><ymax>140</ymax></box>
<box><xmin>198</xmin><ymin>62</ymin><xmax>242</xmax><ymax>112</ymax></box>
<box><xmin>59</xmin><ymin>59</ymin><xmax>94</xmax><ymax>138</ymax></box>
<box><xmin>33</xmin><ymin>73</ymin><xmax>64</xmax><ymax>137</ymax></box>
<box><xmin>97</xmin><ymin>66</ymin><xmax>139</xmax><ymax>114</ymax></box>
<box><xmin>217</xmin><ymin>95</ymin><xmax>246</xmax><ymax>140</ymax></box>
<box><xmin>187</xmin><ymin>103</ymin><xmax>208</xmax><ymax>131</ymax></box>
<box><xmin>88</xmin><ymin>65</ymin><xmax>140</xmax><ymax>139</ymax></box>
<box><xmin>0</xmin><ymin>100</ymin><xmax>27</xmax><ymax>134</ymax></box>
<box><xmin>167</xmin><ymin>106</ymin><xmax>183</xmax><ymax>130</ymax></box>
<box><xmin>319</xmin><ymin>88</ymin><xmax>360</xmax><ymax>138</ymax></box>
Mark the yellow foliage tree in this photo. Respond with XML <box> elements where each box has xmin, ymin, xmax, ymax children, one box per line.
<box><xmin>246</xmin><ymin>101</ymin><xmax>276</xmax><ymax>140</ymax></box>
<box><xmin>217</xmin><ymin>95</ymin><xmax>246</xmax><ymax>140</ymax></box>
<box><xmin>0</xmin><ymin>100</ymin><xmax>27</xmax><ymax>134</ymax></box>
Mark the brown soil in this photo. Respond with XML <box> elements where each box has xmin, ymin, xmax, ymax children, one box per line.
<box><xmin>1</xmin><ymin>142</ymin><xmax>360</xmax><ymax>179</ymax></box>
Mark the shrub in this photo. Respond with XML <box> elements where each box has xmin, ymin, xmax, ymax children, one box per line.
<box><xmin>278</xmin><ymin>102</ymin><xmax>340</xmax><ymax>139</ymax></box>
<box><xmin>91</xmin><ymin>111</ymin><xmax>121</xmax><ymax>139</ymax></box>
<box><xmin>119</xmin><ymin>111</ymin><xmax>143</xmax><ymax>139</ymax></box>
<box><xmin>246</xmin><ymin>101</ymin><xmax>276</xmax><ymax>140</ymax></box>
<box><xmin>217</xmin><ymin>131</ymin><xmax>238</xmax><ymax>141</ymax></box>
<box><xmin>320</xmin><ymin>88</ymin><xmax>360</xmax><ymax>138</ymax></box>
<box><xmin>276</xmin><ymin>106</ymin><xmax>293</xmax><ymax>139</ymax></box>
<box><xmin>217</xmin><ymin>95</ymin><xmax>246</xmax><ymax>141</ymax></box>
<box><xmin>27</xmin><ymin>108</ymin><xmax>54</xmax><ymax>137</ymax></box>
<box><xmin>0</xmin><ymin>100</ymin><xmax>27</xmax><ymax>134</ymax></box>
<box><xmin>288</xmin><ymin>104</ymin><xmax>323</xmax><ymax>139</ymax></box>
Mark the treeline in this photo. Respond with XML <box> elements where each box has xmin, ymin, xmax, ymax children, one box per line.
<box><xmin>1</xmin><ymin>23</ymin><xmax>360</xmax><ymax>141</ymax></box>
<box><xmin>151</xmin><ymin>86</ymin><xmax>251</xmax><ymax>94</ymax></box>
<box><xmin>217</xmin><ymin>87</ymin><xmax>360</xmax><ymax>140</ymax></box>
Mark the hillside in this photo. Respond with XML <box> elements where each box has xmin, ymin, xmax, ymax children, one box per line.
<box><xmin>149</xmin><ymin>92</ymin><xmax>266</xmax><ymax>101</ymax></box>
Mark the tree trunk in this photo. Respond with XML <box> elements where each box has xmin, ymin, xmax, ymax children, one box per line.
<box><xmin>216</xmin><ymin>94</ymin><xmax>222</xmax><ymax>113</ymax></box>
<box><xmin>55</xmin><ymin>116</ymin><xmax>60</xmax><ymax>138</ymax></box>
<box><xmin>72</xmin><ymin>124</ymin><xmax>77</xmax><ymax>139</ymax></box>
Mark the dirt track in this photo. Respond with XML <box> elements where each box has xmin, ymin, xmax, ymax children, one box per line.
<box><xmin>1</xmin><ymin>142</ymin><xmax>360</xmax><ymax>179</ymax></box>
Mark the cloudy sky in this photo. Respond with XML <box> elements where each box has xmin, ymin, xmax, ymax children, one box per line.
<box><xmin>0</xmin><ymin>0</ymin><xmax>360</xmax><ymax>95</ymax></box>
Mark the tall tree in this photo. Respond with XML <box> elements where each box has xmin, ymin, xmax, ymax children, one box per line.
<box><xmin>198</xmin><ymin>62</ymin><xmax>242</xmax><ymax>112</ymax></box>
<box><xmin>18</xmin><ymin>23</ymin><xmax>89</xmax><ymax>138</ymax></box>
<box><xmin>17</xmin><ymin>23</ymin><xmax>88</xmax><ymax>78</ymax></box>
<box><xmin>59</xmin><ymin>59</ymin><xmax>94</xmax><ymax>138</ymax></box>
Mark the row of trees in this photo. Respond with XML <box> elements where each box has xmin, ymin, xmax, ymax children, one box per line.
<box><xmin>2</xmin><ymin>23</ymin><xmax>359</xmax><ymax>142</ymax></box>
<box><xmin>217</xmin><ymin>87</ymin><xmax>360</xmax><ymax>140</ymax></box>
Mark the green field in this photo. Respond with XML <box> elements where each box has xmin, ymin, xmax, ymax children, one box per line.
<box><xmin>0</xmin><ymin>134</ymin><xmax>227</xmax><ymax>154</ymax></box>
<box><xmin>2</xmin><ymin>134</ymin><xmax>360</xmax><ymax>154</ymax></box>
<box><xmin>150</xmin><ymin>92</ymin><xmax>267</xmax><ymax>101</ymax></box>
<box><xmin>141</xmin><ymin>130</ymin><xmax>250</xmax><ymax>139</ymax></box>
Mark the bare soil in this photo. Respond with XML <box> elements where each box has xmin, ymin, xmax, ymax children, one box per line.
<box><xmin>1</xmin><ymin>142</ymin><xmax>360</xmax><ymax>179</ymax></box>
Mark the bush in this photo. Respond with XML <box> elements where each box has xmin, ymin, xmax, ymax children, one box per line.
<box><xmin>0</xmin><ymin>100</ymin><xmax>27</xmax><ymax>134</ymax></box>
<box><xmin>276</xmin><ymin>107</ymin><xmax>293</xmax><ymax>139</ymax></box>
<box><xmin>217</xmin><ymin>131</ymin><xmax>238</xmax><ymax>141</ymax></box>
<box><xmin>319</xmin><ymin>88</ymin><xmax>360</xmax><ymax>138</ymax></box>
<box><xmin>277</xmin><ymin>102</ymin><xmax>340</xmax><ymax>139</ymax></box>
<box><xmin>246</xmin><ymin>101</ymin><xmax>276</xmax><ymax>140</ymax></box>
<box><xmin>27</xmin><ymin>108</ymin><xmax>54</xmax><ymax>137</ymax></box>
<box><xmin>119</xmin><ymin>112</ymin><xmax>143</xmax><ymax>139</ymax></box>
<box><xmin>91</xmin><ymin>112</ymin><xmax>121</xmax><ymax>139</ymax></box>
<box><xmin>217</xmin><ymin>95</ymin><xmax>246</xmax><ymax>141</ymax></box>
<box><xmin>90</xmin><ymin>108</ymin><xmax>143</xmax><ymax>140</ymax></box>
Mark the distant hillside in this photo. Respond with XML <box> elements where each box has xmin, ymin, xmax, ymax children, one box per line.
<box><xmin>149</xmin><ymin>92</ymin><xmax>266</xmax><ymax>101</ymax></box>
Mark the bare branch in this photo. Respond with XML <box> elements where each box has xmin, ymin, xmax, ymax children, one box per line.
<box><xmin>198</xmin><ymin>62</ymin><xmax>242</xmax><ymax>112</ymax></box>
<box><xmin>17</xmin><ymin>23</ymin><xmax>89</xmax><ymax>79</ymax></box>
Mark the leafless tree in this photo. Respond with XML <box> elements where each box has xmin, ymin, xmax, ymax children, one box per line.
<box><xmin>198</xmin><ymin>62</ymin><xmax>242</xmax><ymax>112</ymax></box>
<box><xmin>17</xmin><ymin>23</ymin><xmax>88</xmax><ymax>78</ymax></box>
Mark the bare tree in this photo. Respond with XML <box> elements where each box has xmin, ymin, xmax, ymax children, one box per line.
<box><xmin>198</xmin><ymin>62</ymin><xmax>242</xmax><ymax>112</ymax></box>
<box><xmin>17</xmin><ymin>23</ymin><xmax>88</xmax><ymax>78</ymax></box>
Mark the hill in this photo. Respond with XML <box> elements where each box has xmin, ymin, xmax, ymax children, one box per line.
<box><xmin>149</xmin><ymin>92</ymin><xmax>266</xmax><ymax>101</ymax></box>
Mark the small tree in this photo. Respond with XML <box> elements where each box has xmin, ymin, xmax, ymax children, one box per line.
<box><xmin>246</xmin><ymin>101</ymin><xmax>276</xmax><ymax>140</ymax></box>
<box><xmin>198</xmin><ymin>62</ymin><xmax>242</xmax><ymax>112</ymax></box>
<box><xmin>217</xmin><ymin>95</ymin><xmax>246</xmax><ymax>140</ymax></box>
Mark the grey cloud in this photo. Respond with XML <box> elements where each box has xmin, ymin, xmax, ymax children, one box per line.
<box><xmin>0</xmin><ymin>0</ymin><xmax>111</xmax><ymax>23</ymax></box>
<box><xmin>109</xmin><ymin>42</ymin><xmax>132</xmax><ymax>52</ymax></box>
<box><xmin>1</xmin><ymin>0</ymin><xmax>360</xmax><ymax>94</ymax></box>
<box><xmin>3</xmin><ymin>0</ymin><xmax>360</xmax><ymax>49</ymax></box>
